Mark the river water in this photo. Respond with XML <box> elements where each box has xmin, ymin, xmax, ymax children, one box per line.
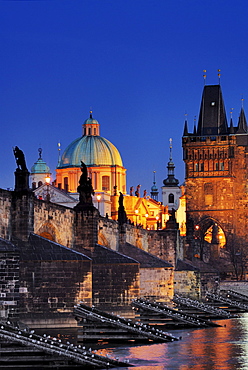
<box><xmin>94</xmin><ymin>313</ymin><xmax>248</xmax><ymax>370</ymax></box>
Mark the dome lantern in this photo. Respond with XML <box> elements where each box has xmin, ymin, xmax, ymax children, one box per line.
<box><xmin>82</xmin><ymin>110</ymin><xmax>100</xmax><ymax>136</ymax></box>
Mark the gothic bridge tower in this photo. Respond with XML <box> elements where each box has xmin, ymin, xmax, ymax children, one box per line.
<box><xmin>182</xmin><ymin>83</ymin><xmax>248</xmax><ymax>261</ymax></box>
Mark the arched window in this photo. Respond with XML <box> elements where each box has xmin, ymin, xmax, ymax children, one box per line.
<box><xmin>64</xmin><ymin>177</ymin><xmax>68</xmax><ymax>192</ymax></box>
<box><xmin>32</xmin><ymin>182</ymin><xmax>36</xmax><ymax>190</ymax></box>
<box><xmin>102</xmin><ymin>176</ymin><xmax>110</xmax><ymax>191</ymax></box>
<box><xmin>168</xmin><ymin>193</ymin><xmax>174</xmax><ymax>204</ymax></box>
<box><xmin>38</xmin><ymin>181</ymin><xmax>42</xmax><ymax>187</ymax></box>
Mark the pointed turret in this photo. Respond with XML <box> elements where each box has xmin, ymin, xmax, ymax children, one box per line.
<box><xmin>183</xmin><ymin>120</ymin><xmax>188</xmax><ymax>136</ymax></box>
<box><xmin>197</xmin><ymin>85</ymin><xmax>228</xmax><ymax>136</ymax></box>
<box><xmin>162</xmin><ymin>139</ymin><xmax>180</xmax><ymax>211</ymax></box>
<box><xmin>229</xmin><ymin>117</ymin><xmax>235</xmax><ymax>134</ymax></box>
<box><xmin>150</xmin><ymin>171</ymin><xmax>159</xmax><ymax>201</ymax></box>
<box><xmin>163</xmin><ymin>139</ymin><xmax>179</xmax><ymax>187</ymax></box>
<box><xmin>236</xmin><ymin>107</ymin><xmax>248</xmax><ymax>134</ymax></box>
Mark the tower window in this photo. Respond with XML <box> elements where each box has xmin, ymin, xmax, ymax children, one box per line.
<box><xmin>229</xmin><ymin>147</ymin><xmax>234</xmax><ymax>158</ymax></box>
<box><xmin>102</xmin><ymin>176</ymin><xmax>110</xmax><ymax>191</ymax></box>
<box><xmin>38</xmin><ymin>181</ymin><xmax>42</xmax><ymax>187</ymax></box>
<box><xmin>88</xmin><ymin>128</ymin><xmax>91</xmax><ymax>135</ymax></box>
<box><xmin>201</xmin><ymin>163</ymin><xmax>204</xmax><ymax>172</ymax></box>
<box><xmin>215</xmin><ymin>163</ymin><xmax>219</xmax><ymax>171</ymax></box>
<box><xmin>64</xmin><ymin>177</ymin><xmax>68</xmax><ymax>192</ymax></box>
<box><xmin>168</xmin><ymin>193</ymin><xmax>174</xmax><ymax>204</ymax></box>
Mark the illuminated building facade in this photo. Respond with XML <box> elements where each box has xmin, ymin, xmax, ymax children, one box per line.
<box><xmin>55</xmin><ymin>111</ymin><xmax>126</xmax><ymax>216</ymax></box>
<box><xmin>56</xmin><ymin>111</ymin><xmax>126</xmax><ymax>195</ymax></box>
<box><xmin>183</xmin><ymin>84</ymin><xmax>248</xmax><ymax>262</ymax></box>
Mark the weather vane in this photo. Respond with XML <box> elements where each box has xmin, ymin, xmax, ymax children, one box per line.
<box><xmin>218</xmin><ymin>69</ymin><xmax>221</xmax><ymax>84</ymax></box>
<box><xmin>203</xmin><ymin>69</ymin><xmax>207</xmax><ymax>84</ymax></box>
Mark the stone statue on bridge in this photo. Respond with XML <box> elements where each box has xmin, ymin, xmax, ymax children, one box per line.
<box><xmin>13</xmin><ymin>146</ymin><xmax>28</xmax><ymax>171</ymax></box>
<box><xmin>76</xmin><ymin>161</ymin><xmax>95</xmax><ymax>207</ymax></box>
<box><xmin>13</xmin><ymin>146</ymin><xmax>30</xmax><ymax>192</ymax></box>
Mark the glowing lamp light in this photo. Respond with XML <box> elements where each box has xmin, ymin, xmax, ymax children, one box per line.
<box><xmin>45</xmin><ymin>176</ymin><xmax>51</xmax><ymax>184</ymax></box>
<box><xmin>195</xmin><ymin>225</ymin><xmax>200</xmax><ymax>230</ymax></box>
<box><xmin>96</xmin><ymin>194</ymin><xmax>101</xmax><ymax>211</ymax></box>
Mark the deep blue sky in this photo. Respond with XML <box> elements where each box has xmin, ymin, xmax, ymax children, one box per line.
<box><xmin>1</xmin><ymin>0</ymin><xmax>248</xmax><ymax>198</ymax></box>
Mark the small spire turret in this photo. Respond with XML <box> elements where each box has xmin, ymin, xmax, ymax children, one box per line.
<box><xmin>150</xmin><ymin>171</ymin><xmax>159</xmax><ymax>201</ymax></box>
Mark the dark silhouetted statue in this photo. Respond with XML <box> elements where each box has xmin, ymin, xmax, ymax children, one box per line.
<box><xmin>118</xmin><ymin>192</ymin><xmax>127</xmax><ymax>225</ymax></box>
<box><xmin>135</xmin><ymin>184</ymin><xmax>141</xmax><ymax>197</ymax></box>
<box><xmin>76</xmin><ymin>161</ymin><xmax>95</xmax><ymax>206</ymax></box>
<box><xmin>13</xmin><ymin>146</ymin><xmax>30</xmax><ymax>192</ymax></box>
<box><xmin>13</xmin><ymin>146</ymin><xmax>28</xmax><ymax>171</ymax></box>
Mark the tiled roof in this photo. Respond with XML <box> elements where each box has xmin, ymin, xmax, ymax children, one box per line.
<box><xmin>0</xmin><ymin>238</ymin><xmax>19</xmax><ymax>252</ymax></box>
<box><xmin>81</xmin><ymin>244</ymin><xmax>139</xmax><ymax>265</ymax></box>
<box><xmin>20</xmin><ymin>234</ymin><xmax>91</xmax><ymax>261</ymax></box>
<box><xmin>119</xmin><ymin>243</ymin><xmax>173</xmax><ymax>268</ymax></box>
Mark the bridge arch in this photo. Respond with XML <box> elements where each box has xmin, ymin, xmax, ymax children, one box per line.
<box><xmin>36</xmin><ymin>221</ymin><xmax>62</xmax><ymax>244</ymax></box>
<box><xmin>196</xmin><ymin>217</ymin><xmax>226</xmax><ymax>248</ymax></box>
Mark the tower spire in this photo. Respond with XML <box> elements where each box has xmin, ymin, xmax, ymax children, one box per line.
<box><xmin>197</xmin><ymin>84</ymin><xmax>228</xmax><ymax>135</ymax></box>
<box><xmin>183</xmin><ymin>113</ymin><xmax>188</xmax><ymax>136</ymax></box>
<box><xmin>237</xmin><ymin>99</ymin><xmax>248</xmax><ymax>134</ymax></box>
<box><xmin>150</xmin><ymin>170</ymin><xmax>159</xmax><ymax>201</ymax></box>
<box><xmin>163</xmin><ymin>139</ymin><xmax>179</xmax><ymax>187</ymax></box>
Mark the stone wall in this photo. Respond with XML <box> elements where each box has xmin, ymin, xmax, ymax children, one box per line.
<box><xmin>174</xmin><ymin>270</ymin><xmax>201</xmax><ymax>299</ymax></box>
<box><xmin>33</xmin><ymin>198</ymin><xmax>75</xmax><ymax>248</ymax></box>
<box><xmin>98</xmin><ymin>218</ymin><xmax>119</xmax><ymax>250</ymax></box>
<box><xmin>0</xmin><ymin>190</ymin><xmax>12</xmax><ymax>240</ymax></box>
<box><xmin>0</xmin><ymin>242</ymin><xmax>19</xmax><ymax>321</ymax></box>
<box><xmin>19</xmin><ymin>258</ymin><xmax>92</xmax><ymax>328</ymax></box>
<box><xmin>140</xmin><ymin>267</ymin><xmax>174</xmax><ymax>301</ymax></box>
<box><xmin>92</xmin><ymin>263</ymin><xmax>139</xmax><ymax>313</ymax></box>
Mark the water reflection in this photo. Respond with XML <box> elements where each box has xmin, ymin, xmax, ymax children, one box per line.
<box><xmin>101</xmin><ymin>313</ymin><xmax>248</xmax><ymax>370</ymax></box>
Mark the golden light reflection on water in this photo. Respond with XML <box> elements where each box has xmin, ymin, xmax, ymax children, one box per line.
<box><xmin>96</xmin><ymin>314</ymin><xmax>248</xmax><ymax>370</ymax></box>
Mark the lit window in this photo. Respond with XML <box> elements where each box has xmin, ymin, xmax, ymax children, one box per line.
<box><xmin>102</xmin><ymin>176</ymin><xmax>110</xmax><ymax>191</ymax></box>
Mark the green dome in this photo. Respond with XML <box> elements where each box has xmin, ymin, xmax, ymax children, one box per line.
<box><xmin>31</xmin><ymin>151</ymin><xmax>51</xmax><ymax>174</ymax></box>
<box><xmin>57</xmin><ymin>135</ymin><xmax>123</xmax><ymax>168</ymax></box>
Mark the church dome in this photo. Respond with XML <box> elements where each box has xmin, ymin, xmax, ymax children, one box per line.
<box><xmin>57</xmin><ymin>112</ymin><xmax>123</xmax><ymax>168</ymax></box>
<box><xmin>31</xmin><ymin>149</ymin><xmax>51</xmax><ymax>174</ymax></box>
<box><xmin>58</xmin><ymin>136</ymin><xmax>123</xmax><ymax>168</ymax></box>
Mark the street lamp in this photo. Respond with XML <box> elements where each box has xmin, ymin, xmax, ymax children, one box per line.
<box><xmin>45</xmin><ymin>176</ymin><xmax>50</xmax><ymax>202</ymax></box>
<box><xmin>96</xmin><ymin>194</ymin><xmax>101</xmax><ymax>211</ymax></box>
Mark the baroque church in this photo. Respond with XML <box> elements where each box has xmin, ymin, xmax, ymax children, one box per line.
<box><xmin>32</xmin><ymin>111</ymin><xmax>183</xmax><ymax>231</ymax></box>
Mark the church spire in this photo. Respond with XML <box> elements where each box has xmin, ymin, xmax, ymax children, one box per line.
<box><xmin>229</xmin><ymin>108</ymin><xmax>235</xmax><ymax>134</ymax></box>
<box><xmin>183</xmin><ymin>116</ymin><xmax>188</xmax><ymax>136</ymax></box>
<box><xmin>163</xmin><ymin>139</ymin><xmax>179</xmax><ymax>187</ymax></box>
<box><xmin>236</xmin><ymin>103</ymin><xmax>248</xmax><ymax>134</ymax></box>
<box><xmin>150</xmin><ymin>171</ymin><xmax>159</xmax><ymax>201</ymax></box>
<box><xmin>197</xmin><ymin>84</ymin><xmax>228</xmax><ymax>136</ymax></box>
